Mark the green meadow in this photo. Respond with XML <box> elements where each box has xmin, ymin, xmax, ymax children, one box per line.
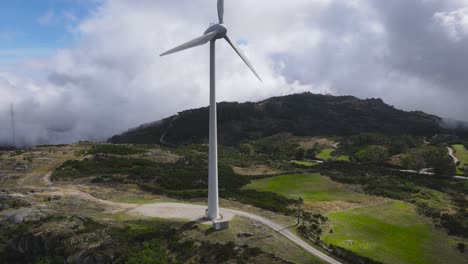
<box><xmin>317</xmin><ymin>148</ymin><xmax>350</xmax><ymax>161</ymax></box>
<box><xmin>245</xmin><ymin>174</ymin><xmax>467</xmax><ymax>264</ymax></box>
<box><xmin>324</xmin><ymin>201</ymin><xmax>466</xmax><ymax>264</ymax></box>
<box><xmin>244</xmin><ymin>173</ymin><xmax>370</xmax><ymax>203</ymax></box>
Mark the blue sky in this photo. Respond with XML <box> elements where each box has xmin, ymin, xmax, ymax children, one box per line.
<box><xmin>0</xmin><ymin>0</ymin><xmax>97</xmax><ymax>67</ymax></box>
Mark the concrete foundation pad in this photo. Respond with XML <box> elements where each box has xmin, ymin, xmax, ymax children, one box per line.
<box><xmin>128</xmin><ymin>202</ymin><xmax>235</xmax><ymax>224</ymax></box>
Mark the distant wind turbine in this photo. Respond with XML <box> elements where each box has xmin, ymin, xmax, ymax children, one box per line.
<box><xmin>161</xmin><ymin>0</ymin><xmax>262</xmax><ymax>221</ymax></box>
<box><xmin>11</xmin><ymin>102</ymin><xmax>15</xmax><ymax>147</ymax></box>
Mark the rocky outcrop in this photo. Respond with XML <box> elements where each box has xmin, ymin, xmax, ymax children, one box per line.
<box><xmin>67</xmin><ymin>250</ymin><xmax>113</xmax><ymax>264</ymax></box>
<box><xmin>0</xmin><ymin>193</ymin><xmax>32</xmax><ymax>211</ymax></box>
<box><xmin>2</xmin><ymin>207</ymin><xmax>48</xmax><ymax>224</ymax></box>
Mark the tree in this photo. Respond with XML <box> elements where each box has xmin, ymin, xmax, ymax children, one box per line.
<box><xmin>355</xmin><ymin>145</ymin><xmax>389</xmax><ymax>164</ymax></box>
<box><xmin>239</xmin><ymin>143</ymin><xmax>254</xmax><ymax>155</ymax></box>
<box><xmin>124</xmin><ymin>239</ymin><xmax>172</xmax><ymax>264</ymax></box>
<box><xmin>297</xmin><ymin>196</ymin><xmax>304</xmax><ymax>225</ymax></box>
<box><xmin>389</xmin><ymin>140</ymin><xmax>408</xmax><ymax>155</ymax></box>
<box><xmin>305</xmin><ymin>149</ymin><xmax>315</xmax><ymax>160</ymax></box>
<box><xmin>429</xmin><ymin>153</ymin><xmax>455</xmax><ymax>177</ymax></box>
<box><xmin>401</xmin><ymin>154</ymin><xmax>426</xmax><ymax>171</ymax></box>
<box><xmin>295</xmin><ymin>148</ymin><xmax>305</xmax><ymax>160</ymax></box>
<box><xmin>404</xmin><ymin>146</ymin><xmax>455</xmax><ymax>177</ymax></box>
<box><xmin>412</xmin><ymin>155</ymin><xmax>427</xmax><ymax>171</ymax></box>
<box><xmin>298</xmin><ymin>211</ymin><xmax>330</xmax><ymax>243</ymax></box>
<box><xmin>457</xmin><ymin>243</ymin><xmax>465</xmax><ymax>253</ymax></box>
<box><xmin>401</xmin><ymin>155</ymin><xmax>413</xmax><ymax>171</ymax></box>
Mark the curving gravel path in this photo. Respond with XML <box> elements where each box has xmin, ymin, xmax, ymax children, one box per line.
<box><xmin>43</xmin><ymin>166</ymin><xmax>341</xmax><ymax>264</ymax></box>
<box><xmin>447</xmin><ymin>147</ymin><xmax>460</xmax><ymax>165</ymax></box>
<box><xmin>130</xmin><ymin>203</ymin><xmax>342</xmax><ymax>264</ymax></box>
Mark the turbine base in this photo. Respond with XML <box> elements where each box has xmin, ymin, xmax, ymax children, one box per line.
<box><xmin>212</xmin><ymin>218</ymin><xmax>229</xmax><ymax>230</ymax></box>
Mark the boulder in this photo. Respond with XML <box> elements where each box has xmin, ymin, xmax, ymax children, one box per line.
<box><xmin>3</xmin><ymin>207</ymin><xmax>48</xmax><ymax>224</ymax></box>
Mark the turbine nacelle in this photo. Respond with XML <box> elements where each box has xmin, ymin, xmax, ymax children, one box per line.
<box><xmin>160</xmin><ymin>0</ymin><xmax>261</xmax><ymax>81</ymax></box>
<box><xmin>204</xmin><ymin>24</ymin><xmax>227</xmax><ymax>40</ymax></box>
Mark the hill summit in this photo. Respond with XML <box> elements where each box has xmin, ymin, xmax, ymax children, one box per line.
<box><xmin>109</xmin><ymin>92</ymin><xmax>457</xmax><ymax>145</ymax></box>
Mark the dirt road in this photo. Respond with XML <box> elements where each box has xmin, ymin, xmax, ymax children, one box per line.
<box><xmin>42</xmin><ymin>168</ymin><xmax>341</xmax><ymax>264</ymax></box>
<box><xmin>130</xmin><ymin>203</ymin><xmax>341</xmax><ymax>264</ymax></box>
<box><xmin>448</xmin><ymin>147</ymin><xmax>460</xmax><ymax>165</ymax></box>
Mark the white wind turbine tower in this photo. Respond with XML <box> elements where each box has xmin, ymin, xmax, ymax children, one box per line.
<box><xmin>161</xmin><ymin>0</ymin><xmax>262</xmax><ymax>221</ymax></box>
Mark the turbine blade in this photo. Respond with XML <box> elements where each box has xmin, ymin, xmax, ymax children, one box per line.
<box><xmin>224</xmin><ymin>36</ymin><xmax>262</xmax><ymax>82</ymax></box>
<box><xmin>160</xmin><ymin>32</ymin><xmax>217</xmax><ymax>56</ymax></box>
<box><xmin>218</xmin><ymin>0</ymin><xmax>224</xmax><ymax>24</ymax></box>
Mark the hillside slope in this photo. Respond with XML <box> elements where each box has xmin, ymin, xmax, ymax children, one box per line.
<box><xmin>109</xmin><ymin>92</ymin><xmax>452</xmax><ymax>145</ymax></box>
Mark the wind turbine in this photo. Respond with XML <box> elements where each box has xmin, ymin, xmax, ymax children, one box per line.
<box><xmin>161</xmin><ymin>0</ymin><xmax>262</xmax><ymax>221</ymax></box>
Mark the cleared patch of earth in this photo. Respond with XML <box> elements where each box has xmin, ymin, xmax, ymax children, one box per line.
<box><xmin>233</xmin><ymin>165</ymin><xmax>283</xmax><ymax>176</ymax></box>
<box><xmin>128</xmin><ymin>202</ymin><xmax>235</xmax><ymax>222</ymax></box>
<box><xmin>295</xmin><ymin>137</ymin><xmax>335</xmax><ymax>150</ymax></box>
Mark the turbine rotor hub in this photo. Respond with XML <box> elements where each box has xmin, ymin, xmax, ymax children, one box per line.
<box><xmin>204</xmin><ymin>24</ymin><xmax>227</xmax><ymax>40</ymax></box>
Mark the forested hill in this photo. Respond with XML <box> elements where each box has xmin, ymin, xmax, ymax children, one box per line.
<box><xmin>109</xmin><ymin>92</ymin><xmax>462</xmax><ymax>145</ymax></box>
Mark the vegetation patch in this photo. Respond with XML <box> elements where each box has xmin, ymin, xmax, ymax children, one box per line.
<box><xmin>245</xmin><ymin>171</ymin><xmax>467</xmax><ymax>263</ymax></box>
<box><xmin>312</xmin><ymin>161</ymin><xmax>468</xmax><ymax>238</ymax></box>
<box><xmin>86</xmin><ymin>144</ymin><xmax>148</xmax><ymax>155</ymax></box>
<box><xmin>400</xmin><ymin>145</ymin><xmax>455</xmax><ymax>176</ymax></box>
<box><xmin>244</xmin><ymin>173</ymin><xmax>370</xmax><ymax>203</ymax></box>
<box><xmin>453</xmin><ymin>144</ymin><xmax>468</xmax><ymax>176</ymax></box>
<box><xmin>109</xmin><ymin>93</ymin><xmax>449</xmax><ymax>146</ymax></box>
<box><xmin>0</xmin><ymin>215</ymin><xmax>284</xmax><ymax>264</ymax></box>
<box><xmin>317</xmin><ymin>149</ymin><xmax>334</xmax><ymax>160</ymax></box>
<box><xmin>317</xmin><ymin>148</ymin><xmax>349</xmax><ymax>162</ymax></box>
<box><xmin>52</xmin><ymin>156</ymin><xmax>295</xmax><ymax>214</ymax></box>
<box><xmin>323</xmin><ymin>201</ymin><xmax>466</xmax><ymax>264</ymax></box>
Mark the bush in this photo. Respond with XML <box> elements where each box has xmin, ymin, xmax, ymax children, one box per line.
<box><xmin>402</xmin><ymin>146</ymin><xmax>455</xmax><ymax>177</ymax></box>
<box><xmin>238</xmin><ymin>144</ymin><xmax>254</xmax><ymax>155</ymax></box>
<box><xmin>298</xmin><ymin>211</ymin><xmax>329</xmax><ymax>243</ymax></box>
<box><xmin>87</xmin><ymin>144</ymin><xmax>147</xmax><ymax>155</ymax></box>
<box><xmin>355</xmin><ymin>145</ymin><xmax>389</xmax><ymax>164</ymax></box>
<box><xmin>223</xmin><ymin>189</ymin><xmax>295</xmax><ymax>215</ymax></box>
<box><xmin>457</xmin><ymin>243</ymin><xmax>465</xmax><ymax>253</ymax></box>
<box><xmin>295</xmin><ymin>148</ymin><xmax>306</xmax><ymax>160</ymax></box>
<box><xmin>328</xmin><ymin>245</ymin><xmax>383</xmax><ymax>264</ymax></box>
<box><xmin>123</xmin><ymin>239</ymin><xmax>173</xmax><ymax>264</ymax></box>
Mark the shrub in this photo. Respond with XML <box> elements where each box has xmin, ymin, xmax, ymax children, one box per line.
<box><xmin>457</xmin><ymin>243</ymin><xmax>465</xmax><ymax>253</ymax></box>
<box><xmin>238</xmin><ymin>144</ymin><xmax>254</xmax><ymax>155</ymax></box>
<box><xmin>87</xmin><ymin>144</ymin><xmax>147</xmax><ymax>155</ymax></box>
<box><xmin>355</xmin><ymin>145</ymin><xmax>389</xmax><ymax>164</ymax></box>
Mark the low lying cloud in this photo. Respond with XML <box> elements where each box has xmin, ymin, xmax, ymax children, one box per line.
<box><xmin>1</xmin><ymin>0</ymin><xmax>468</xmax><ymax>146</ymax></box>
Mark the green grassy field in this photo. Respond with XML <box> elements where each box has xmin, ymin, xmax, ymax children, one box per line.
<box><xmin>317</xmin><ymin>148</ymin><xmax>350</xmax><ymax>161</ymax></box>
<box><xmin>245</xmin><ymin>174</ymin><xmax>467</xmax><ymax>264</ymax></box>
<box><xmin>453</xmin><ymin>144</ymin><xmax>467</xmax><ymax>176</ymax></box>
<box><xmin>244</xmin><ymin>173</ymin><xmax>370</xmax><ymax>203</ymax></box>
<box><xmin>323</xmin><ymin>201</ymin><xmax>466</xmax><ymax>264</ymax></box>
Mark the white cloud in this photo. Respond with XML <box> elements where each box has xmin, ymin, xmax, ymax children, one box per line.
<box><xmin>433</xmin><ymin>7</ymin><xmax>468</xmax><ymax>42</ymax></box>
<box><xmin>2</xmin><ymin>0</ymin><xmax>468</xmax><ymax>146</ymax></box>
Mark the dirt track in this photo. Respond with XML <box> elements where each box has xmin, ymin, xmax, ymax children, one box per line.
<box><xmin>41</xmin><ymin>167</ymin><xmax>341</xmax><ymax>264</ymax></box>
<box><xmin>129</xmin><ymin>202</ymin><xmax>341</xmax><ymax>264</ymax></box>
